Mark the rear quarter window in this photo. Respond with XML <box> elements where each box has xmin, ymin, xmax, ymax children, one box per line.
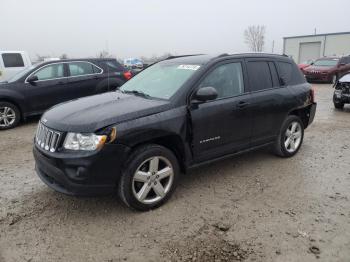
<box><xmin>2</xmin><ymin>53</ymin><xmax>25</xmax><ymax>67</ymax></box>
<box><xmin>101</xmin><ymin>60</ymin><xmax>125</xmax><ymax>71</ymax></box>
<box><xmin>277</xmin><ymin>61</ymin><xmax>305</xmax><ymax>85</ymax></box>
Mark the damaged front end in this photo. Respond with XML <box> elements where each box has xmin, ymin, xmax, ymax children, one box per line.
<box><xmin>333</xmin><ymin>73</ymin><xmax>350</xmax><ymax>109</ymax></box>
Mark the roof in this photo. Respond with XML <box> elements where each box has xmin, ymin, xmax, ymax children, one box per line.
<box><xmin>162</xmin><ymin>53</ymin><xmax>290</xmax><ymax>65</ymax></box>
<box><xmin>284</xmin><ymin>31</ymin><xmax>350</xmax><ymax>39</ymax></box>
<box><xmin>38</xmin><ymin>58</ymin><xmax>117</xmax><ymax>66</ymax></box>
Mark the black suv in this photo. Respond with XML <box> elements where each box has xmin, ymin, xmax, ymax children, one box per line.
<box><xmin>0</xmin><ymin>58</ymin><xmax>131</xmax><ymax>130</ymax></box>
<box><xmin>33</xmin><ymin>54</ymin><xmax>316</xmax><ymax>211</ymax></box>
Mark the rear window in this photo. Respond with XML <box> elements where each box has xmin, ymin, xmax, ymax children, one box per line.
<box><xmin>277</xmin><ymin>61</ymin><xmax>305</xmax><ymax>85</ymax></box>
<box><xmin>2</xmin><ymin>53</ymin><xmax>24</xmax><ymax>68</ymax></box>
<box><xmin>102</xmin><ymin>60</ymin><xmax>125</xmax><ymax>71</ymax></box>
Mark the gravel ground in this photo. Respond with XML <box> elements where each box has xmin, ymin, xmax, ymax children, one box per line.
<box><xmin>0</xmin><ymin>84</ymin><xmax>349</xmax><ymax>262</ymax></box>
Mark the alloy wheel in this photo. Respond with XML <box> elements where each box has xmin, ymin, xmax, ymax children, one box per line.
<box><xmin>284</xmin><ymin>121</ymin><xmax>302</xmax><ymax>153</ymax></box>
<box><xmin>132</xmin><ymin>156</ymin><xmax>174</xmax><ymax>204</ymax></box>
<box><xmin>0</xmin><ymin>107</ymin><xmax>16</xmax><ymax>128</ymax></box>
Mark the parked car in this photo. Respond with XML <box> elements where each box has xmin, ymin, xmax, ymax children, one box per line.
<box><xmin>298</xmin><ymin>59</ymin><xmax>313</xmax><ymax>71</ymax></box>
<box><xmin>0</xmin><ymin>51</ymin><xmax>32</xmax><ymax>82</ymax></box>
<box><xmin>33</xmin><ymin>53</ymin><xmax>316</xmax><ymax>211</ymax></box>
<box><xmin>303</xmin><ymin>56</ymin><xmax>350</xmax><ymax>83</ymax></box>
<box><xmin>0</xmin><ymin>58</ymin><xmax>132</xmax><ymax>130</ymax></box>
<box><xmin>124</xmin><ymin>58</ymin><xmax>144</xmax><ymax>72</ymax></box>
<box><xmin>333</xmin><ymin>73</ymin><xmax>350</xmax><ymax>109</ymax></box>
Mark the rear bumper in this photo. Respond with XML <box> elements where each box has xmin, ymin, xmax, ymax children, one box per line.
<box><xmin>33</xmin><ymin>143</ymin><xmax>131</xmax><ymax>196</ymax></box>
<box><xmin>308</xmin><ymin>103</ymin><xmax>317</xmax><ymax>126</ymax></box>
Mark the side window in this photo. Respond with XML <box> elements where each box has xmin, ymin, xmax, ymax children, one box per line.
<box><xmin>2</xmin><ymin>53</ymin><xmax>24</xmax><ymax>68</ymax></box>
<box><xmin>33</xmin><ymin>64</ymin><xmax>64</xmax><ymax>81</ymax></box>
<box><xmin>93</xmin><ymin>64</ymin><xmax>102</xmax><ymax>73</ymax></box>
<box><xmin>277</xmin><ymin>62</ymin><xmax>293</xmax><ymax>85</ymax></box>
<box><xmin>68</xmin><ymin>62</ymin><xmax>95</xmax><ymax>76</ymax></box>
<box><xmin>277</xmin><ymin>61</ymin><xmax>306</xmax><ymax>85</ymax></box>
<box><xmin>198</xmin><ymin>62</ymin><xmax>244</xmax><ymax>99</ymax></box>
<box><xmin>246</xmin><ymin>61</ymin><xmax>273</xmax><ymax>91</ymax></box>
<box><xmin>268</xmin><ymin>62</ymin><xmax>280</xmax><ymax>87</ymax></box>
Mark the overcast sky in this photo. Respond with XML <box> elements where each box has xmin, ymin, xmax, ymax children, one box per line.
<box><xmin>1</xmin><ymin>0</ymin><xmax>350</xmax><ymax>60</ymax></box>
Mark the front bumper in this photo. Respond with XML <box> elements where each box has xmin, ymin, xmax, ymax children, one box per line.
<box><xmin>33</xmin><ymin>143</ymin><xmax>131</xmax><ymax>196</ymax></box>
<box><xmin>304</xmin><ymin>73</ymin><xmax>331</xmax><ymax>82</ymax></box>
<box><xmin>333</xmin><ymin>90</ymin><xmax>350</xmax><ymax>104</ymax></box>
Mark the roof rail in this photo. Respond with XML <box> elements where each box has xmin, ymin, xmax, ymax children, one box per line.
<box><xmin>165</xmin><ymin>54</ymin><xmax>204</xmax><ymax>60</ymax></box>
<box><xmin>216</xmin><ymin>53</ymin><xmax>229</xmax><ymax>58</ymax></box>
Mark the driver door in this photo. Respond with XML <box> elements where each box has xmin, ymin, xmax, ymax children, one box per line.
<box><xmin>190</xmin><ymin>60</ymin><xmax>253</xmax><ymax>163</ymax></box>
<box><xmin>24</xmin><ymin>63</ymin><xmax>68</xmax><ymax>113</ymax></box>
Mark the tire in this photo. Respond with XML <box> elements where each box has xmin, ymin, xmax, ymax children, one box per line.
<box><xmin>334</xmin><ymin>101</ymin><xmax>344</xmax><ymax>109</ymax></box>
<box><xmin>0</xmin><ymin>102</ymin><xmax>21</xmax><ymax>130</ymax></box>
<box><xmin>118</xmin><ymin>144</ymin><xmax>180</xmax><ymax>211</ymax></box>
<box><xmin>273</xmin><ymin>115</ymin><xmax>304</xmax><ymax>157</ymax></box>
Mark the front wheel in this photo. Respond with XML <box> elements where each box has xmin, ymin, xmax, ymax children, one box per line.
<box><xmin>118</xmin><ymin>144</ymin><xmax>179</xmax><ymax>211</ymax></box>
<box><xmin>0</xmin><ymin>102</ymin><xmax>21</xmax><ymax>130</ymax></box>
<box><xmin>273</xmin><ymin>115</ymin><xmax>304</xmax><ymax>157</ymax></box>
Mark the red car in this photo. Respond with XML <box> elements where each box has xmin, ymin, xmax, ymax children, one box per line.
<box><xmin>298</xmin><ymin>60</ymin><xmax>313</xmax><ymax>71</ymax></box>
<box><xmin>303</xmin><ymin>56</ymin><xmax>350</xmax><ymax>83</ymax></box>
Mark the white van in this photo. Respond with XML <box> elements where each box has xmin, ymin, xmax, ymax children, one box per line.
<box><xmin>0</xmin><ymin>51</ymin><xmax>32</xmax><ymax>82</ymax></box>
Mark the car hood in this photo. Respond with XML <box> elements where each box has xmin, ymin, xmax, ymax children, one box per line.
<box><xmin>42</xmin><ymin>91</ymin><xmax>171</xmax><ymax>133</ymax></box>
<box><xmin>339</xmin><ymin>73</ymin><xmax>350</xmax><ymax>83</ymax></box>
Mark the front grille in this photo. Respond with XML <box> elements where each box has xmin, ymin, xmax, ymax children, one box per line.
<box><xmin>35</xmin><ymin>122</ymin><xmax>62</xmax><ymax>152</ymax></box>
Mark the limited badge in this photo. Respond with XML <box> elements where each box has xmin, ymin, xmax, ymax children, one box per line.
<box><xmin>177</xmin><ymin>65</ymin><xmax>200</xmax><ymax>70</ymax></box>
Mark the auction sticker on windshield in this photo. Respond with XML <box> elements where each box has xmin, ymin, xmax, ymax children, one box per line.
<box><xmin>177</xmin><ymin>65</ymin><xmax>200</xmax><ymax>70</ymax></box>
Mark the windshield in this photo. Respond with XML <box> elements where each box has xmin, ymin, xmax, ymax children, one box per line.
<box><xmin>7</xmin><ymin>64</ymin><xmax>38</xmax><ymax>82</ymax></box>
<box><xmin>313</xmin><ymin>59</ymin><xmax>339</xmax><ymax>67</ymax></box>
<box><xmin>120</xmin><ymin>62</ymin><xmax>200</xmax><ymax>99</ymax></box>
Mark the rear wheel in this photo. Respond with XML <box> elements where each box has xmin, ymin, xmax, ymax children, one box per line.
<box><xmin>0</xmin><ymin>102</ymin><xmax>21</xmax><ymax>130</ymax></box>
<box><xmin>273</xmin><ymin>115</ymin><xmax>304</xmax><ymax>157</ymax></box>
<box><xmin>118</xmin><ymin>144</ymin><xmax>179</xmax><ymax>211</ymax></box>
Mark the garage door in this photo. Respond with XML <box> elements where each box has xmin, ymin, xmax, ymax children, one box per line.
<box><xmin>298</xmin><ymin>42</ymin><xmax>321</xmax><ymax>63</ymax></box>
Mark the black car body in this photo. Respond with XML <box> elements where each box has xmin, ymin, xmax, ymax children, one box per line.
<box><xmin>0</xmin><ymin>58</ymin><xmax>131</xmax><ymax>129</ymax></box>
<box><xmin>33</xmin><ymin>53</ymin><xmax>317</xmax><ymax>210</ymax></box>
<box><xmin>333</xmin><ymin>73</ymin><xmax>350</xmax><ymax>109</ymax></box>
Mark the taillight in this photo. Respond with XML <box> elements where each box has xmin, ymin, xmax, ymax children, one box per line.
<box><xmin>310</xmin><ymin>87</ymin><xmax>315</xmax><ymax>103</ymax></box>
<box><xmin>123</xmin><ymin>71</ymin><xmax>132</xmax><ymax>80</ymax></box>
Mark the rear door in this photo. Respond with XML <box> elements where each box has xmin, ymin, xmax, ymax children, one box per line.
<box><xmin>66</xmin><ymin>61</ymin><xmax>102</xmax><ymax>99</ymax></box>
<box><xmin>24</xmin><ymin>62</ymin><xmax>68</xmax><ymax>112</ymax></box>
<box><xmin>246</xmin><ymin>59</ymin><xmax>293</xmax><ymax>146</ymax></box>
<box><xmin>190</xmin><ymin>60</ymin><xmax>253</xmax><ymax>162</ymax></box>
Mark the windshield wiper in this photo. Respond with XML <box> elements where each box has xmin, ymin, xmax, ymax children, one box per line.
<box><xmin>122</xmin><ymin>90</ymin><xmax>151</xmax><ymax>98</ymax></box>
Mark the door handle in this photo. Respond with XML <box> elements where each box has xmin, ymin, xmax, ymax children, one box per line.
<box><xmin>57</xmin><ymin>81</ymin><xmax>65</xmax><ymax>85</ymax></box>
<box><xmin>236</xmin><ymin>101</ymin><xmax>250</xmax><ymax>109</ymax></box>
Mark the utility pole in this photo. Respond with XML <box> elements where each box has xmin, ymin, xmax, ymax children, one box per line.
<box><xmin>271</xmin><ymin>40</ymin><xmax>275</xmax><ymax>53</ymax></box>
<box><xmin>314</xmin><ymin>28</ymin><xmax>317</xmax><ymax>35</ymax></box>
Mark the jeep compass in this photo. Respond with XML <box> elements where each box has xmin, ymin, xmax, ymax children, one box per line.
<box><xmin>33</xmin><ymin>54</ymin><xmax>317</xmax><ymax>211</ymax></box>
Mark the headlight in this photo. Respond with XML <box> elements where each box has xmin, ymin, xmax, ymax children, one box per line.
<box><xmin>63</xmin><ymin>133</ymin><xmax>107</xmax><ymax>151</ymax></box>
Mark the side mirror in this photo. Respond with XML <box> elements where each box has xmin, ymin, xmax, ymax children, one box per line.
<box><xmin>27</xmin><ymin>75</ymin><xmax>38</xmax><ymax>83</ymax></box>
<box><xmin>193</xmin><ymin>86</ymin><xmax>218</xmax><ymax>102</ymax></box>
<box><xmin>339</xmin><ymin>63</ymin><xmax>346</xmax><ymax>67</ymax></box>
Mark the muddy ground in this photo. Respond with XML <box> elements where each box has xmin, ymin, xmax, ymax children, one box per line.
<box><xmin>0</xmin><ymin>84</ymin><xmax>349</xmax><ymax>262</ymax></box>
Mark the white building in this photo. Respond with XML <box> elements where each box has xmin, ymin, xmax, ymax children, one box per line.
<box><xmin>283</xmin><ymin>32</ymin><xmax>350</xmax><ymax>63</ymax></box>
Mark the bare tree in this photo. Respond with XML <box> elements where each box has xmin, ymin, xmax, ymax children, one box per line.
<box><xmin>244</xmin><ymin>25</ymin><xmax>266</xmax><ymax>52</ymax></box>
<box><xmin>59</xmin><ymin>53</ymin><xmax>68</xmax><ymax>59</ymax></box>
<box><xmin>97</xmin><ymin>50</ymin><xmax>112</xmax><ymax>58</ymax></box>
